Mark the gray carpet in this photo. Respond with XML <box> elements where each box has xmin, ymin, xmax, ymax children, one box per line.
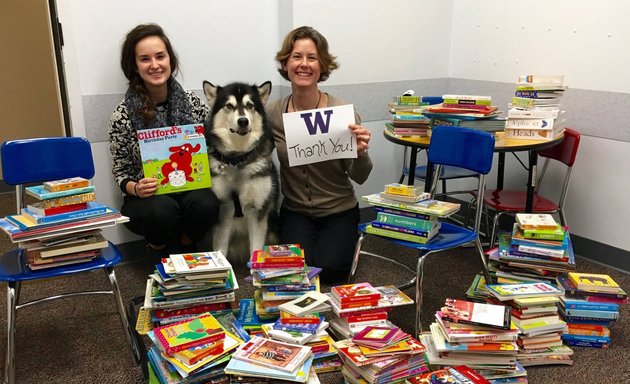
<box><xmin>0</xmin><ymin>192</ymin><xmax>629</xmax><ymax>383</ymax></box>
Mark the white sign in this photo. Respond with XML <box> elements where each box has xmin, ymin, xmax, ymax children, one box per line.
<box><xmin>282</xmin><ymin>104</ymin><xmax>357</xmax><ymax>167</ymax></box>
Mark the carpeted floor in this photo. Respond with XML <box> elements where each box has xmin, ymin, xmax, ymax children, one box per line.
<box><xmin>0</xmin><ymin>192</ymin><xmax>629</xmax><ymax>383</ymax></box>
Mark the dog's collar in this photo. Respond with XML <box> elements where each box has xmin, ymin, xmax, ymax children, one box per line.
<box><xmin>214</xmin><ymin>151</ymin><xmax>254</xmax><ymax>167</ymax></box>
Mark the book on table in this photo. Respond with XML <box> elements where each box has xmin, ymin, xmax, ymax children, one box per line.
<box><xmin>231</xmin><ymin>335</ymin><xmax>312</xmax><ymax>373</ymax></box>
<box><xmin>136</xmin><ymin>123</ymin><xmax>212</xmax><ymax>195</ymax></box>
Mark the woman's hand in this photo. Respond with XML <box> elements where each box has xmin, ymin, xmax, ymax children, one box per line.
<box><xmin>350</xmin><ymin>123</ymin><xmax>371</xmax><ymax>158</ymax></box>
<box><xmin>135</xmin><ymin>177</ymin><xmax>158</xmax><ymax>198</ymax></box>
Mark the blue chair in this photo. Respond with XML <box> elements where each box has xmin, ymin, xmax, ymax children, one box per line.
<box><xmin>349</xmin><ymin>126</ymin><xmax>495</xmax><ymax>337</ymax></box>
<box><xmin>0</xmin><ymin>137</ymin><xmax>141</xmax><ymax>384</ymax></box>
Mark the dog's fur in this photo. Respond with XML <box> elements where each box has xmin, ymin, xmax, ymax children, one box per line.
<box><xmin>203</xmin><ymin>81</ymin><xmax>279</xmax><ymax>263</ymax></box>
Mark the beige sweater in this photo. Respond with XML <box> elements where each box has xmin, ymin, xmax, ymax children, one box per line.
<box><xmin>266</xmin><ymin>94</ymin><xmax>373</xmax><ymax>217</ymax></box>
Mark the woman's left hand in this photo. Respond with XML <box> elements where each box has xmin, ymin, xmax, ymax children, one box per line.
<box><xmin>350</xmin><ymin>124</ymin><xmax>371</xmax><ymax>158</ymax></box>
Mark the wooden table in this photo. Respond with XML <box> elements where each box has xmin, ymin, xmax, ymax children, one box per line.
<box><xmin>384</xmin><ymin>129</ymin><xmax>564</xmax><ymax>212</ymax></box>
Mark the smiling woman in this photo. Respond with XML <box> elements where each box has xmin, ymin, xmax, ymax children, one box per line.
<box><xmin>108</xmin><ymin>23</ymin><xmax>220</xmax><ymax>258</ymax></box>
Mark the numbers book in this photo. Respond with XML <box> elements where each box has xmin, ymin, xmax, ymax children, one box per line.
<box><xmin>169</xmin><ymin>251</ymin><xmax>232</xmax><ymax>274</ymax></box>
<box><xmin>43</xmin><ymin>176</ymin><xmax>90</xmax><ymax>192</ymax></box>
<box><xmin>440</xmin><ymin>298</ymin><xmax>512</xmax><ymax>330</ymax></box>
<box><xmin>25</xmin><ymin>185</ymin><xmax>96</xmax><ymax>200</ymax></box>
<box><xmin>567</xmin><ymin>272</ymin><xmax>621</xmax><ymax>294</ymax></box>
<box><xmin>515</xmin><ymin>213</ymin><xmax>558</xmax><ymax>230</ymax></box>
<box><xmin>231</xmin><ymin>335</ymin><xmax>312</xmax><ymax>373</ymax></box>
<box><xmin>486</xmin><ymin>282</ymin><xmax>563</xmax><ymax>301</ymax></box>
<box><xmin>153</xmin><ymin>313</ymin><xmax>226</xmax><ymax>355</ymax></box>
<box><xmin>137</xmin><ymin>124</ymin><xmax>212</xmax><ymax>195</ymax></box>
<box><xmin>330</xmin><ymin>282</ymin><xmax>382</xmax><ymax>308</ymax></box>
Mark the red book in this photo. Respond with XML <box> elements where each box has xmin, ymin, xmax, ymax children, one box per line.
<box><xmin>331</xmin><ymin>282</ymin><xmax>381</xmax><ymax>307</ymax></box>
<box><xmin>25</xmin><ymin>202</ymin><xmax>88</xmax><ymax>217</ymax></box>
<box><xmin>250</xmin><ymin>250</ymin><xmax>305</xmax><ymax>269</ymax></box>
<box><xmin>346</xmin><ymin>311</ymin><xmax>389</xmax><ymax>324</ymax></box>
<box><xmin>154</xmin><ymin>302</ymin><xmax>230</xmax><ymax>319</ymax></box>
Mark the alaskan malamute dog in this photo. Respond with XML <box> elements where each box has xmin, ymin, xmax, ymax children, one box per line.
<box><xmin>203</xmin><ymin>81</ymin><xmax>279</xmax><ymax>263</ymax></box>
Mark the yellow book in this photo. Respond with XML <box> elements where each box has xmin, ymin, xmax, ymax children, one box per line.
<box><xmin>567</xmin><ymin>272</ymin><xmax>621</xmax><ymax>293</ymax></box>
<box><xmin>153</xmin><ymin>313</ymin><xmax>225</xmax><ymax>355</ymax></box>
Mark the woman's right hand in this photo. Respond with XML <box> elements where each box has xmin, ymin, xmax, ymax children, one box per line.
<box><xmin>135</xmin><ymin>177</ymin><xmax>158</xmax><ymax>198</ymax></box>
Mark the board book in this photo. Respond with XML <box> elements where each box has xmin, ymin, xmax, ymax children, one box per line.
<box><xmin>361</xmin><ymin>193</ymin><xmax>460</xmax><ymax>217</ymax></box>
<box><xmin>263</xmin><ymin>244</ymin><xmax>302</xmax><ymax>257</ymax></box>
<box><xmin>137</xmin><ymin>124</ymin><xmax>212</xmax><ymax>195</ymax></box>
<box><xmin>26</xmin><ymin>192</ymin><xmax>96</xmax><ymax>210</ymax></box>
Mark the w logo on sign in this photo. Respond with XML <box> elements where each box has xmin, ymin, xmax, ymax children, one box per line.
<box><xmin>300</xmin><ymin>110</ymin><xmax>334</xmax><ymax>135</ymax></box>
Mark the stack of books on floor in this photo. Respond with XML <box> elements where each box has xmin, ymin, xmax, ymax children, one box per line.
<box><xmin>493</xmin><ymin>214</ymin><xmax>575</xmax><ymax>284</ymax></box>
<box><xmin>557</xmin><ymin>272</ymin><xmax>628</xmax><ymax>348</ymax></box>
<box><xmin>225</xmin><ymin>335</ymin><xmax>317</xmax><ymax>383</ymax></box>
<box><xmin>247</xmin><ymin>244</ymin><xmax>316</xmax><ymax>324</ymax></box>
<box><xmin>336</xmin><ymin>325</ymin><xmax>428</xmax><ymax>383</ymax></box>
<box><xmin>485</xmin><ymin>281</ymin><xmax>573</xmax><ymax>367</ymax></box>
<box><xmin>422</xmin><ymin>298</ymin><xmax>525</xmax><ymax>383</ymax></box>
<box><xmin>362</xmin><ymin>185</ymin><xmax>461</xmax><ymax>244</ymax></box>
<box><xmin>0</xmin><ymin>176</ymin><xmax>126</xmax><ymax>270</ymax></box>
<box><xmin>139</xmin><ymin>251</ymin><xmax>239</xmax><ymax>333</ymax></box>
<box><xmin>505</xmin><ymin>74</ymin><xmax>567</xmax><ymax>141</ymax></box>
<box><xmin>147</xmin><ymin>312</ymin><xmax>243</xmax><ymax>383</ymax></box>
<box><xmin>410</xmin><ymin>365</ymin><xmax>492</xmax><ymax>384</ymax></box>
<box><xmin>386</xmin><ymin>95</ymin><xmax>434</xmax><ymax>136</ymax></box>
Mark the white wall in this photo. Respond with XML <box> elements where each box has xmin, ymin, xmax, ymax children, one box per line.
<box><xmin>56</xmin><ymin>0</ymin><xmax>630</xmax><ymax>253</ymax></box>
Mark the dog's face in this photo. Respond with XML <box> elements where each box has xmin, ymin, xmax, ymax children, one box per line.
<box><xmin>203</xmin><ymin>81</ymin><xmax>272</xmax><ymax>154</ymax></box>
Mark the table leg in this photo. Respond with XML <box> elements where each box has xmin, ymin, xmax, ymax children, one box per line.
<box><xmin>408</xmin><ymin>147</ymin><xmax>417</xmax><ymax>186</ymax></box>
<box><xmin>526</xmin><ymin>150</ymin><xmax>538</xmax><ymax>212</ymax></box>
<box><xmin>497</xmin><ymin>153</ymin><xmax>505</xmax><ymax>190</ymax></box>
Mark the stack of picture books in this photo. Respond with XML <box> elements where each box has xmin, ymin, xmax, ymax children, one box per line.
<box><xmin>361</xmin><ymin>188</ymin><xmax>460</xmax><ymax>244</ymax></box>
<box><xmin>557</xmin><ymin>272</ymin><xmax>628</xmax><ymax>348</ymax></box>
<box><xmin>146</xmin><ymin>312</ymin><xmax>243</xmax><ymax>383</ymax></box>
<box><xmin>0</xmin><ymin>176</ymin><xmax>127</xmax><ymax>270</ymax></box>
<box><xmin>493</xmin><ymin>214</ymin><xmax>576</xmax><ymax>284</ymax></box>
<box><xmin>138</xmin><ymin>251</ymin><xmax>239</xmax><ymax>334</ymax></box>
<box><xmin>326</xmin><ymin>283</ymin><xmax>414</xmax><ymax>339</ymax></box>
<box><xmin>505</xmin><ymin>74</ymin><xmax>567</xmax><ymax>141</ymax></box>
<box><xmin>421</xmin><ymin>94</ymin><xmax>501</xmax><ymax>125</ymax></box>
<box><xmin>225</xmin><ymin>335</ymin><xmax>315</xmax><ymax>383</ymax></box>
<box><xmin>386</xmin><ymin>95</ymin><xmax>432</xmax><ymax>135</ymax></box>
<box><xmin>422</xmin><ymin>298</ymin><xmax>523</xmax><ymax>381</ymax></box>
<box><xmin>409</xmin><ymin>365</ymin><xmax>491</xmax><ymax>384</ymax></box>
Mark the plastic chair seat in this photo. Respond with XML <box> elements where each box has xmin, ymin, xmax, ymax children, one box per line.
<box><xmin>413</xmin><ymin>165</ymin><xmax>479</xmax><ymax>181</ymax></box>
<box><xmin>482</xmin><ymin>190</ymin><xmax>560</xmax><ymax>212</ymax></box>
<box><xmin>0</xmin><ymin>242</ymin><xmax>120</xmax><ymax>282</ymax></box>
<box><xmin>358</xmin><ymin>222</ymin><xmax>476</xmax><ymax>251</ymax></box>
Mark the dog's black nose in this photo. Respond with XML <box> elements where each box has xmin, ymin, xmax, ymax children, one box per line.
<box><xmin>237</xmin><ymin>117</ymin><xmax>249</xmax><ymax>128</ymax></box>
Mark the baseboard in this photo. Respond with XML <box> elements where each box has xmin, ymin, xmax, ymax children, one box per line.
<box><xmin>358</xmin><ymin>203</ymin><xmax>630</xmax><ymax>274</ymax></box>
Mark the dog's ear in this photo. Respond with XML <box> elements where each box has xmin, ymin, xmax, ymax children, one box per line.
<box><xmin>203</xmin><ymin>81</ymin><xmax>220</xmax><ymax>107</ymax></box>
<box><xmin>257</xmin><ymin>81</ymin><xmax>272</xmax><ymax>106</ymax></box>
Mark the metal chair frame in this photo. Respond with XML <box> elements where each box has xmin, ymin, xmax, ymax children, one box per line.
<box><xmin>349</xmin><ymin>126</ymin><xmax>495</xmax><ymax>337</ymax></box>
<box><xmin>0</xmin><ymin>137</ymin><xmax>141</xmax><ymax>384</ymax></box>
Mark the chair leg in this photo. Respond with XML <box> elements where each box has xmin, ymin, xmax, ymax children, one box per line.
<box><xmin>475</xmin><ymin>237</ymin><xmax>492</xmax><ymax>284</ymax></box>
<box><xmin>558</xmin><ymin>209</ymin><xmax>567</xmax><ymax>228</ymax></box>
<box><xmin>414</xmin><ymin>252</ymin><xmax>428</xmax><ymax>338</ymax></box>
<box><xmin>5</xmin><ymin>282</ymin><xmax>19</xmax><ymax>384</ymax></box>
<box><xmin>105</xmin><ymin>267</ymin><xmax>142</xmax><ymax>364</ymax></box>
<box><xmin>348</xmin><ymin>233</ymin><xmax>366</xmax><ymax>284</ymax></box>
<box><xmin>489</xmin><ymin>211</ymin><xmax>505</xmax><ymax>249</ymax></box>
<box><xmin>463</xmin><ymin>197</ymin><xmax>476</xmax><ymax>229</ymax></box>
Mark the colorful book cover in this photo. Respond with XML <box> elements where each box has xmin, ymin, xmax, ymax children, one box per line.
<box><xmin>169</xmin><ymin>251</ymin><xmax>232</xmax><ymax>274</ymax></box>
<box><xmin>567</xmin><ymin>272</ymin><xmax>621</xmax><ymax>293</ymax></box>
<box><xmin>26</xmin><ymin>192</ymin><xmax>96</xmax><ymax>209</ymax></box>
<box><xmin>440</xmin><ymin>298</ymin><xmax>511</xmax><ymax>330</ymax></box>
<box><xmin>20</xmin><ymin>201</ymin><xmax>109</xmax><ymax>225</ymax></box>
<box><xmin>556</xmin><ymin>276</ymin><xmax>628</xmax><ymax>300</ymax></box>
<box><xmin>372</xmin><ymin>206</ymin><xmax>432</xmax><ymax>221</ymax></box>
<box><xmin>225</xmin><ymin>353</ymin><xmax>313</xmax><ymax>382</ymax></box>
<box><xmin>24</xmin><ymin>185</ymin><xmax>96</xmax><ymax>200</ymax></box>
<box><xmin>272</xmin><ymin>316</ymin><xmax>324</xmax><ymax>334</ymax></box>
<box><xmin>515</xmin><ymin>213</ymin><xmax>558</xmax><ymax>230</ymax></box>
<box><xmin>231</xmin><ymin>335</ymin><xmax>312</xmax><ymax>373</ymax></box>
<box><xmin>330</xmin><ymin>282</ymin><xmax>382</xmax><ymax>306</ymax></box>
<box><xmin>351</xmin><ymin>325</ymin><xmax>400</xmax><ymax>346</ymax></box>
<box><xmin>250</xmin><ymin>250</ymin><xmax>305</xmax><ymax>269</ymax></box>
<box><xmin>6</xmin><ymin>205</ymin><xmax>119</xmax><ymax>231</ymax></box>
<box><xmin>278</xmin><ymin>291</ymin><xmax>331</xmax><ymax>317</ymax></box>
<box><xmin>486</xmin><ymin>282</ymin><xmax>563</xmax><ymax>301</ymax></box>
<box><xmin>263</xmin><ymin>244</ymin><xmax>302</xmax><ymax>257</ymax></box>
<box><xmin>370</xmin><ymin>221</ymin><xmax>440</xmax><ymax>238</ymax></box>
<box><xmin>43</xmin><ymin>176</ymin><xmax>90</xmax><ymax>192</ymax></box>
<box><xmin>26</xmin><ymin>202</ymin><xmax>88</xmax><ymax>217</ymax></box>
<box><xmin>522</xmin><ymin>224</ymin><xmax>566</xmax><ymax>241</ymax></box>
<box><xmin>361</xmin><ymin>193</ymin><xmax>460</xmax><ymax>217</ymax></box>
<box><xmin>136</xmin><ymin>124</ymin><xmax>211</xmax><ymax>195</ymax></box>
<box><xmin>560</xmin><ymin>295</ymin><xmax>619</xmax><ymax>312</ymax></box>
<box><xmin>408</xmin><ymin>365</ymin><xmax>490</xmax><ymax>384</ymax></box>
<box><xmin>153</xmin><ymin>313</ymin><xmax>226</xmax><ymax>355</ymax></box>
<box><xmin>374</xmin><ymin>211</ymin><xmax>437</xmax><ymax>231</ymax></box>
<box><xmin>171</xmin><ymin>339</ymin><xmax>224</xmax><ymax>365</ymax></box>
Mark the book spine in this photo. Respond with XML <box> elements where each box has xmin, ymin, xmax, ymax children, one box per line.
<box><xmin>250</xmin><ymin>260</ymin><xmax>305</xmax><ymax>269</ymax></box>
<box><xmin>564</xmin><ymin>308</ymin><xmax>619</xmax><ymax>319</ymax></box>
<box><xmin>154</xmin><ymin>302</ymin><xmax>229</xmax><ymax>319</ymax></box>
<box><xmin>442</xmin><ymin>102</ymin><xmax>492</xmax><ymax>110</ymax></box>
<box><xmin>522</xmin><ymin>231</ymin><xmax>565</xmax><ymax>241</ymax></box>
<box><xmin>429</xmin><ymin>116</ymin><xmax>461</xmax><ymax>127</ymax></box>
<box><xmin>27</xmin><ymin>202</ymin><xmax>89</xmax><ymax>216</ymax></box>
<box><xmin>517</xmin><ymin>75</ymin><xmax>564</xmax><ymax>85</ymax></box>
<box><xmin>563</xmin><ymin>301</ymin><xmax>619</xmax><ymax>312</ymax></box>
<box><xmin>372</xmin><ymin>206</ymin><xmax>431</xmax><ymax>221</ymax></box>
<box><xmin>44</xmin><ymin>178</ymin><xmax>90</xmax><ymax>192</ymax></box>
<box><xmin>442</xmin><ymin>98</ymin><xmax>492</xmax><ymax>106</ymax></box>
<box><xmin>564</xmin><ymin>339</ymin><xmax>610</xmax><ymax>348</ymax></box>
<box><xmin>370</xmin><ymin>221</ymin><xmax>434</xmax><ymax>237</ymax></box>
<box><xmin>516</xmin><ymin>245</ymin><xmax>565</xmax><ymax>257</ymax></box>
<box><xmin>21</xmin><ymin>206</ymin><xmax>108</xmax><ymax>224</ymax></box>
<box><xmin>505</xmin><ymin>118</ymin><xmax>556</xmax><ymax>130</ymax></box>
<box><xmin>442</xmin><ymin>94</ymin><xmax>492</xmax><ymax>101</ymax></box>
<box><xmin>561</xmin><ymin>333</ymin><xmax>611</xmax><ymax>344</ymax></box>
<box><xmin>365</xmin><ymin>224</ymin><xmax>430</xmax><ymax>243</ymax></box>
<box><xmin>383</xmin><ymin>183</ymin><xmax>420</xmax><ymax>197</ymax></box>
<box><xmin>507</xmin><ymin>109</ymin><xmax>561</xmax><ymax>120</ymax></box>
<box><xmin>374</xmin><ymin>212</ymin><xmax>436</xmax><ymax>231</ymax></box>
<box><xmin>334</xmin><ymin>292</ymin><xmax>382</xmax><ymax>305</ymax></box>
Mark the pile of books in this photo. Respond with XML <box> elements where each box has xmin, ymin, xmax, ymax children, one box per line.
<box><xmin>410</xmin><ymin>365</ymin><xmax>491</xmax><ymax>384</ymax></box>
<box><xmin>557</xmin><ymin>272</ymin><xmax>628</xmax><ymax>348</ymax></box>
<box><xmin>422</xmin><ymin>298</ymin><xmax>524</xmax><ymax>382</ymax></box>
<box><xmin>140</xmin><ymin>251</ymin><xmax>239</xmax><ymax>331</ymax></box>
<box><xmin>386</xmin><ymin>95</ymin><xmax>434</xmax><ymax>136</ymax></box>
<box><xmin>225</xmin><ymin>335</ymin><xmax>316</xmax><ymax>383</ymax></box>
<box><xmin>505</xmin><ymin>74</ymin><xmax>567</xmax><ymax>141</ymax></box>
<box><xmin>147</xmin><ymin>312</ymin><xmax>243</xmax><ymax>383</ymax></box>
<box><xmin>361</xmin><ymin>185</ymin><xmax>461</xmax><ymax>244</ymax></box>
<box><xmin>493</xmin><ymin>214</ymin><xmax>576</xmax><ymax>284</ymax></box>
<box><xmin>485</xmin><ymin>281</ymin><xmax>572</xmax><ymax>367</ymax></box>
<box><xmin>425</xmin><ymin>94</ymin><xmax>505</xmax><ymax>133</ymax></box>
<box><xmin>0</xmin><ymin>176</ymin><xmax>125</xmax><ymax>270</ymax></box>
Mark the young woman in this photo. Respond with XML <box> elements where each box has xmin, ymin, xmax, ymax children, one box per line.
<box><xmin>108</xmin><ymin>24</ymin><xmax>219</xmax><ymax>257</ymax></box>
<box><xmin>266</xmin><ymin>26</ymin><xmax>373</xmax><ymax>283</ymax></box>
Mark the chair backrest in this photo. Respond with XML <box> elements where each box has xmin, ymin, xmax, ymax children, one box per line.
<box><xmin>428</xmin><ymin>125</ymin><xmax>495</xmax><ymax>175</ymax></box>
<box><xmin>538</xmin><ymin>128</ymin><xmax>580</xmax><ymax>167</ymax></box>
<box><xmin>1</xmin><ymin>137</ymin><xmax>95</xmax><ymax>185</ymax></box>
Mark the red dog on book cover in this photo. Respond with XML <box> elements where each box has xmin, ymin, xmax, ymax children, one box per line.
<box><xmin>161</xmin><ymin>142</ymin><xmax>201</xmax><ymax>186</ymax></box>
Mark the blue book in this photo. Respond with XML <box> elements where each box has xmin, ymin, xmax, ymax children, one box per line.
<box><xmin>561</xmin><ymin>295</ymin><xmax>620</xmax><ymax>312</ymax></box>
<box><xmin>561</xmin><ymin>333</ymin><xmax>611</xmax><ymax>344</ymax></box>
<box><xmin>370</xmin><ymin>221</ymin><xmax>440</xmax><ymax>238</ymax></box>
<box><xmin>564</xmin><ymin>308</ymin><xmax>619</xmax><ymax>320</ymax></box>
<box><xmin>237</xmin><ymin>299</ymin><xmax>265</xmax><ymax>326</ymax></box>
<box><xmin>19</xmin><ymin>202</ymin><xmax>109</xmax><ymax>225</ymax></box>
<box><xmin>564</xmin><ymin>339</ymin><xmax>610</xmax><ymax>348</ymax></box>
<box><xmin>25</xmin><ymin>185</ymin><xmax>95</xmax><ymax>200</ymax></box>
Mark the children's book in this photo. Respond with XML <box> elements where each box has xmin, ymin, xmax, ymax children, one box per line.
<box><xmin>330</xmin><ymin>282</ymin><xmax>382</xmax><ymax>308</ymax></box>
<box><xmin>26</xmin><ymin>192</ymin><xmax>96</xmax><ymax>210</ymax></box>
<box><xmin>409</xmin><ymin>365</ymin><xmax>490</xmax><ymax>384</ymax></box>
<box><xmin>231</xmin><ymin>335</ymin><xmax>312</xmax><ymax>373</ymax></box>
<box><xmin>556</xmin><ymin>276</ymin><xmax>628</xmax><ymax>301</ymax></box>
<box><xmin>351</xmin><ymin>325</ymin><xmax>402</xmax><ymax>348</ymax></box>
<box><xmin>25</xmin><ymin>202</ymin><xmax>88</xmax><ymax>217</ymax></box>
<box><xmin>137</xmin><ymin>124</ymin><xmax>212</xmax><ymax>195</ymax></box>
<box><xmin>153</xmin><ymin>313</ymin><xmax>225</xmax><ymax>355</ymax></box>
<box><xmin>264</xmin><ymin>244</ymin><xmax>302</xmax><ymax>257</ymax></box>
<box><xmin>278</xmin><ymin>291</ymin><xmax>331</xmax><ymax>317</ymax></box>
<box><xmin>169</xmin><ymin>251</ymin><xmax>232</xmax><ymax>274</ymax></box>
<box><xmin>440</xmin><ymin>298</ymin><xmax>512</xmax><ymax>330</ymax></box>
<box><xmin>19</xmin><ymin>201</ymin><xmax>109</xmax><ymax>225</ymax></box>
<box><xmin>25</xmin><ymin>232</ymin><xmax>108</xmax><ymax>259</ymax></box>
<box><xmin>25</xmin><ymin>185</ymin><xmax>96</xmax><ymax>200</ymax></box>
<box><xmin>567</xmin><ymin>272</ymin><xmax>621</xmax><ymax>293</ymax></box>
<box><xmin>225</xmin><ymin>353</ymin><xmax>313</xmax><ymax>383</ymax></box>
<box><xmin>515</xmin><ymin>213</ymin><xmax>558</xmax><ymax>230</ymax></box>
<box><xmin>43</xmin><ymin>176</ymin><xmax>90</xmax><ymax>192</ymax></box>
<box><xmin>486</xmin><ymin>282</ymin><xmax>563</xmax><ymax>301</ymax></box>
<box><xmin>171</xmin><ymin>339</ymin><xmax>224</xmax><ymax>365</ymax></box>
<box><xmin>361</xmin><ymin>193</ymin><xmax>460</xmax><ymax>217</ymax></box>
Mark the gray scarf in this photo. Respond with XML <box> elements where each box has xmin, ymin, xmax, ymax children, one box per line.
<box><xmin>124</xmin><ymin>78</ymin><xmax>194</xmax><ymax>130</ymax></box>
